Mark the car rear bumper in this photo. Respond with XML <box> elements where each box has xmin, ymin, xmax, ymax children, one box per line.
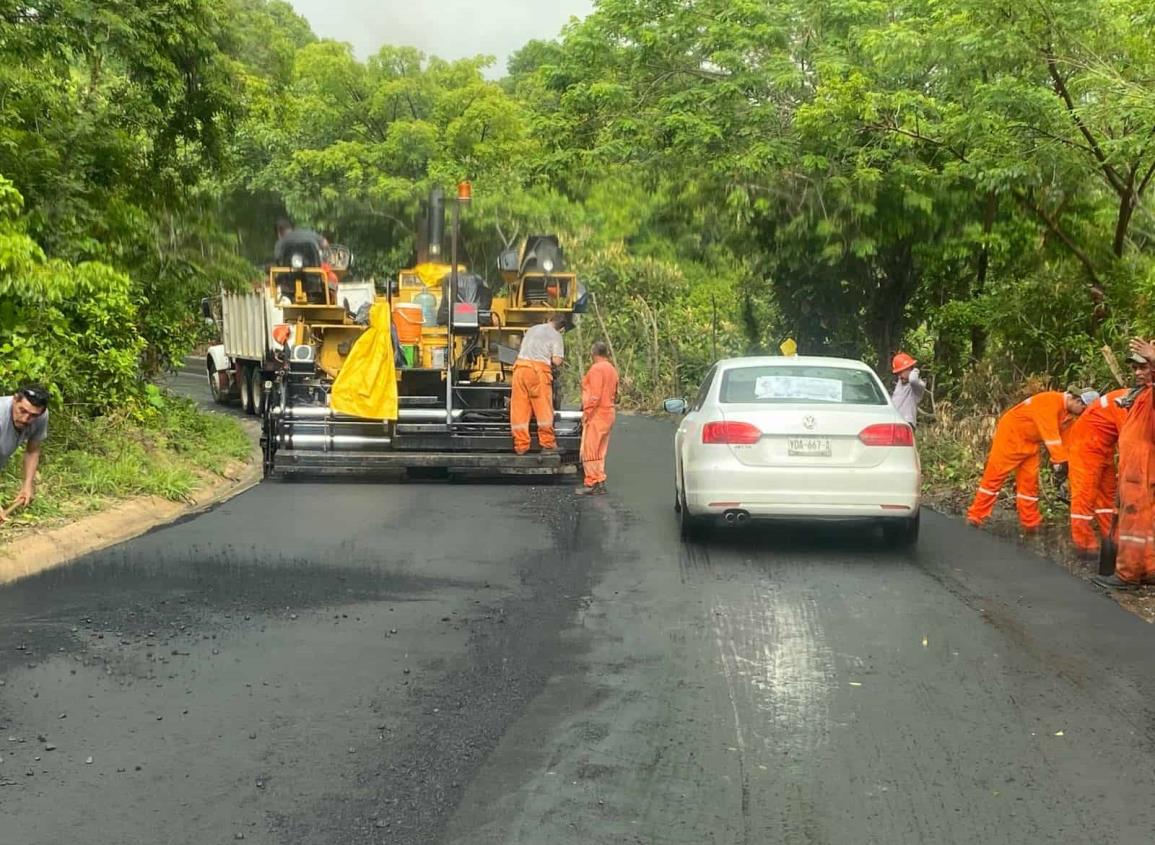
<box><xmin>683</xmin><ymin>456</ymin><xmax>920</xmax><ymax>519</ymax></box>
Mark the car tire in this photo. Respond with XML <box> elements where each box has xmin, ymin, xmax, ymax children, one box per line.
<box><xmin>883</xmin><ymin>511</ymin><xmax>920</xmax><ymax>549</ymax></box>
<box><xmin>678</xmin><ymin>485</ymin><xmax>706</xmax><ymax>543</ymax></box>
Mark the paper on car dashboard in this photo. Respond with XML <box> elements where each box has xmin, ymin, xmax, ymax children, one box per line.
<box><xmin>754</xmin><ymin>376</ymin><xmax>843</xmax><ymax>402</ymax></box>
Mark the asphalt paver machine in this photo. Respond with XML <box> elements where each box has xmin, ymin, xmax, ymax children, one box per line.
<box><xmin>260</xmin><ymin>184</ymin><xmax>584</xmax><ymax>477</ymax></box>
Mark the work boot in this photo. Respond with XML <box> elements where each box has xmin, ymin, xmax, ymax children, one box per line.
<box><xmin>575</xmin><ymin>482</ymin><xmax>606</xmax><ymax>497</ymax></box>
<box><xmin>1092</xmin><ymin>573</ymin><xmax>1140</xmax><ymax>591</ymax></box>
<box><xmin>539</xmin><ymin>446</ymin><xmax>560</xmax><ymax>455</ymax></box>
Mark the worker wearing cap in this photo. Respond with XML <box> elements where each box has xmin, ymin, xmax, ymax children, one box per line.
<box><xmin>1096</xmin><ymin>340</ymin><xmax>1155</xmax><ymax>589</ymax></box>
<box><xmin>1067</xmin><ymin>355</ymin><xmax>1152</xmax><ymax>556</ymax></box>
<box><xmin>511</xmin><ymin>314</ymin><xmax>566</xmax><ymax>454</ymax></box>
<box><xmin>0</xmin><ymin>385</ymin><xmax>49</xmax><ymax>523</ymax></box>
<box><xmin>890</xmin><ymin>352</ymin><xmax>926</xmax><ymax>428</ymax></box>
<box><xmin>966</xmin><ymin>388</ymin><xmax>1098</xmax><ymax>532</ymax></box>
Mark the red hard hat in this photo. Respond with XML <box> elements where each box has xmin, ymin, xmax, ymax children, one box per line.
<box><xmin>891</xmin><ymin>352</ymin><xmax>917</xmax><ymax>374</ymax></box>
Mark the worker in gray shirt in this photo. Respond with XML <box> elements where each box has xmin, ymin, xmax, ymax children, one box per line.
<box><xmin>0</xmin><ymin>385</ymin><xmax>49</xmax><ymax>522</ymax></box>
<box><xmin>889</xmin><ymin>352</ymin><xmax>927</xmax><ymax>428</ymax></box>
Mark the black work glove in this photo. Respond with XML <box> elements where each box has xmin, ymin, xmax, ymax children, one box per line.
<box><xmin>1052</xmin><ymin>462</ymin><xmax>1069</xmax><ymax>483</ymax></box>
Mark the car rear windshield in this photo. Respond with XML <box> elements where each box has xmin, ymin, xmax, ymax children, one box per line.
<box><xmin>719</xmin><ymin>365</ymin><xmax>887</xmax><ymax>405</ymax></box>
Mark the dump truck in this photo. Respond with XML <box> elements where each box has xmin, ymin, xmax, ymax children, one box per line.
<box><xmin>240</xmin><ymin>188</ymin><xmax>585</xmax><ymax>477</ymax></box>
<box><xmin>203</xmin><ymin>245</ymin><xmax>373</xmax><ymax>417</ymax></box>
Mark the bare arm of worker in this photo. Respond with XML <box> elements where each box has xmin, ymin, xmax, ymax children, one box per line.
<box><xmin>14</xmin><ymin>440</ymin><xmax>41</xmax><ymax>508</ymax></box>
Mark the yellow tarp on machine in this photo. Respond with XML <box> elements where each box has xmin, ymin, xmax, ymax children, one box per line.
<box><xmin>412</xmin><ymin>261</ymin><xmax>464</xmax><ymax>290</ymax></box>
<box><xmin>330</xmin><ymin>302</ymin><xmax>399</xmax><ymax>420</ymax></box>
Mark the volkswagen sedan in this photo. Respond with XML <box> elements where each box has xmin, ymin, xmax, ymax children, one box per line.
<box><xmin>665</xmin><ymin>356</ymin><xmax>921</xmax><ymax>545</ymax></box>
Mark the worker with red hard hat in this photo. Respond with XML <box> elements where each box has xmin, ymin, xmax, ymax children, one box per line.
<box><xmin>890</xmin><ymin>352</ymin><xmax>926</xmax><ymax>428</ymax></box>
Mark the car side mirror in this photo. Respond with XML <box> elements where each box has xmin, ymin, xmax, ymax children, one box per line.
<box><xmin>663</xmin><ymin>398</ymin><xmax>688</xmax><ymax>415</ymax></box>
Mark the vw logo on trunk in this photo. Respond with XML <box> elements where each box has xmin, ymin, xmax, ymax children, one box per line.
<box><xmin>803</xmin><ymin>415</ymin><xmax>816</xmax><ymax>430</ymax></box>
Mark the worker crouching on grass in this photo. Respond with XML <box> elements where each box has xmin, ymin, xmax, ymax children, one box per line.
<box><xmin>966</xmin><ymin>387</ymin><xmax>1098</xmax><ymax>532</ymax></box>
<box><xmin>511</xmin><ymin>314</ymin><xmax>567</xmax><ymax>455</ymax></box>
<box><xmin>0</xmin><ymin>384</ymin><xmax>49</xmax><ymax>524</ymax></box>
<box><xmin>1095</xmin><ymin>339</ymin><xmax>1155</xmax><ymax>590</ymax></box>
<box><xmin>576</xmin><ymin>342</ymin><xmax>619</xmax><ymax>497</ymax></box>
<box><xmin>1067</xmin><ymin>354</ymin><xmax>1151</xmax><ymax>558</ymax></box>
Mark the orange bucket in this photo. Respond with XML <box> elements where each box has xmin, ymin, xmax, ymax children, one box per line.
<box><xmin>392</xmin><ymin>303</ymin><xmax>424</xmax><ymax>344</ymax></box>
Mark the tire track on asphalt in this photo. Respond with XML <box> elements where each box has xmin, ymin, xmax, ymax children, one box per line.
<box><xmin>711</xmin><ymin>573</ymin><xmax>836</xmax><ymax>844</ymax></box>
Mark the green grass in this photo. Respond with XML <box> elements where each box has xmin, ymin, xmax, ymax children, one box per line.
<box><xmin>0</xmin><ymin>394</ymin><xmax>252</xmax><ymax>528</ymax></box>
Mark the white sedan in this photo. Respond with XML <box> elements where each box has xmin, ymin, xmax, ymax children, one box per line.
<box><xmin>665</xmin><ymin>356</ymin><xmax>921</xmax><ymax>545</ymax></box>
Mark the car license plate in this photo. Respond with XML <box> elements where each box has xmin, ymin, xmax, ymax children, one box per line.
<box><xmin>788</xmin><ymin>437</ymin><xmax>831</xmax><ymax>457</ymax></box>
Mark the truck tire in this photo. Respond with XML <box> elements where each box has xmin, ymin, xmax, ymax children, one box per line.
<box><xmin>247</xmin><ymin>365</ymin><xmax>266</xmax><ymax>416</ymax></box>
<box><xmin>240</xmin><ymin>363</ymin><xmax>255</xmax><ymax>415</ymax></box>
<box><xmin>207</xmin><ymin>359</ymin><xmax>228</xmax><ymax>405</ymax></box>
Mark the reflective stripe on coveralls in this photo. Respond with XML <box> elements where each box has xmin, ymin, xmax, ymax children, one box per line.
<box><xmin>510</xmin><ymin>360</ymin><xmax>556</xmax><ymax>454</ymax></box>
<box><xmin>1113</xmin><ymin>388</ymin><xmax>1155</xmax><ymax>584</ymax></box>
<box><xmin>1067</xmin><ymin>389</ymin><xmax>1128</xmax><ymax>553</ymax></box>
<box><xmin>966</xmin><ymin>391</ymin><xmax>1073</xmax><ymax>530</ymax></box>
<box><xmin>580</xmin><ymin>359</ymin><xmax>619</xmax><ymax>487</ymax></box>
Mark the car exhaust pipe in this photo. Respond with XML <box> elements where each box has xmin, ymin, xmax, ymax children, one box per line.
<box><xmin>724</xmin><ymin>511</ymin><xmax>737</xmax><ymax>525</ymax></box>
<box><xmin>723</xmin><ymin>509</ymin><xmax>750</xmax><ymax>526</ymax></box>
<box><xmin>735</xmin><ymin>511</ymin><xmax>750</xmax><ymax>525</ymax></box>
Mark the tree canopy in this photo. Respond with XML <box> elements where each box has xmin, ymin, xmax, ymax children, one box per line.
<box><xmin>2</xmin><ymin>0</ymin><xmax>1153</xmax><ymax>410</ymax></box>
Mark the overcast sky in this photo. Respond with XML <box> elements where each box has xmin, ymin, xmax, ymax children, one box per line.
<box><xmin>289</xmin><ymin>0</ymin><xmax>594</xmax><ymax>75</ymax></box>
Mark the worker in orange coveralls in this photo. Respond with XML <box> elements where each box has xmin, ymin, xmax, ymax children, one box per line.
<box><xmin>1095</xmin><ymin>340</ymin><xmax>1155</xmax><ymax>590</ymax></box>
<box><xmin>1068</xmin><ymin>355</ymin><xmax>1151</xmax><ymax>557</ymax></box>
<box><xmin>576</xmin><ymin>341</ymin><xmax>619</xmax><ymax>497</ymax></box>
<box><xmin>511</xmin><ymin>313</ymin><xmax>567</xmax><ymax>455</ymax></box>
<box><xmin>966</xmin><ymin>388</ymin><xmax>1098</xmax><ymax>531</ymax></box>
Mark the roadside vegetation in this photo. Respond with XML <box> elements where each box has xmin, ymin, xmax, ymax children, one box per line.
<box><xmin>0</xmin><ymin>395</ymin><xmax>251</xmax><ymax>530</ymax></box>
<box><xmin>1</xmin><ymin>0</ymin><xmax>1153</xmax><ymax>523</ymax></box>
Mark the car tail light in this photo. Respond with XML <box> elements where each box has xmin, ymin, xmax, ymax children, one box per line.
<box><xmin>858</xmin><ymin>423</ymin><xmax>914</xmax><ymax>447</ymax></box>
<box><xmin>703</xmin><ymin>421</ymin><xmax>762</xmax><ymax>445</ymax></box>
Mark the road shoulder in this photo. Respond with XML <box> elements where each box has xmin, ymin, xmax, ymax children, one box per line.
<box><xmin>923</xmin><ymin>496</ymin><xmax>1155</xmax><ymax>623</ymax></box>
<box><xmin>0</xmin><ymin>450</ymin><xmax>261</xmax><ymax>586</ymax></box>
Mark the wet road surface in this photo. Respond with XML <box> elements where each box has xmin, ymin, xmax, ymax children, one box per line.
<box><xmin>5</xmin><ymin>414</ymin><xmax>1155</xmax><ymax>844</ymax></box>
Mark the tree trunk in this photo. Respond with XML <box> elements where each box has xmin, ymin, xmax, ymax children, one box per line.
<box><xmin>741</xmin><ymin>288</ymin><xmax>761</xmax><ymax>353</ymax></box>
<box><xmin>970</xmin><ymin>191</ymin><xmax>998</xmax><ymax>362</ymax></box>
<box><xmin>1114</xmin><ymin>189</ymin><xmax>1134</xmax><ymax>258</ymax></box>
<box><xmin>870</xmin><ymin>243</ymin><xmax>917</xmax><ymax>374</ymax></box>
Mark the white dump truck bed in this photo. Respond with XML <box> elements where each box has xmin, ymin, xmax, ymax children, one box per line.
<box><xmin>221</xmin><ymin>290</ymin><xmax>282</xmax><ymax>362</ymax></box>
<box><xmin>219</xmin><ymin>281</ymin><xmax>375</xmax><ymax>362</ymax></box>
